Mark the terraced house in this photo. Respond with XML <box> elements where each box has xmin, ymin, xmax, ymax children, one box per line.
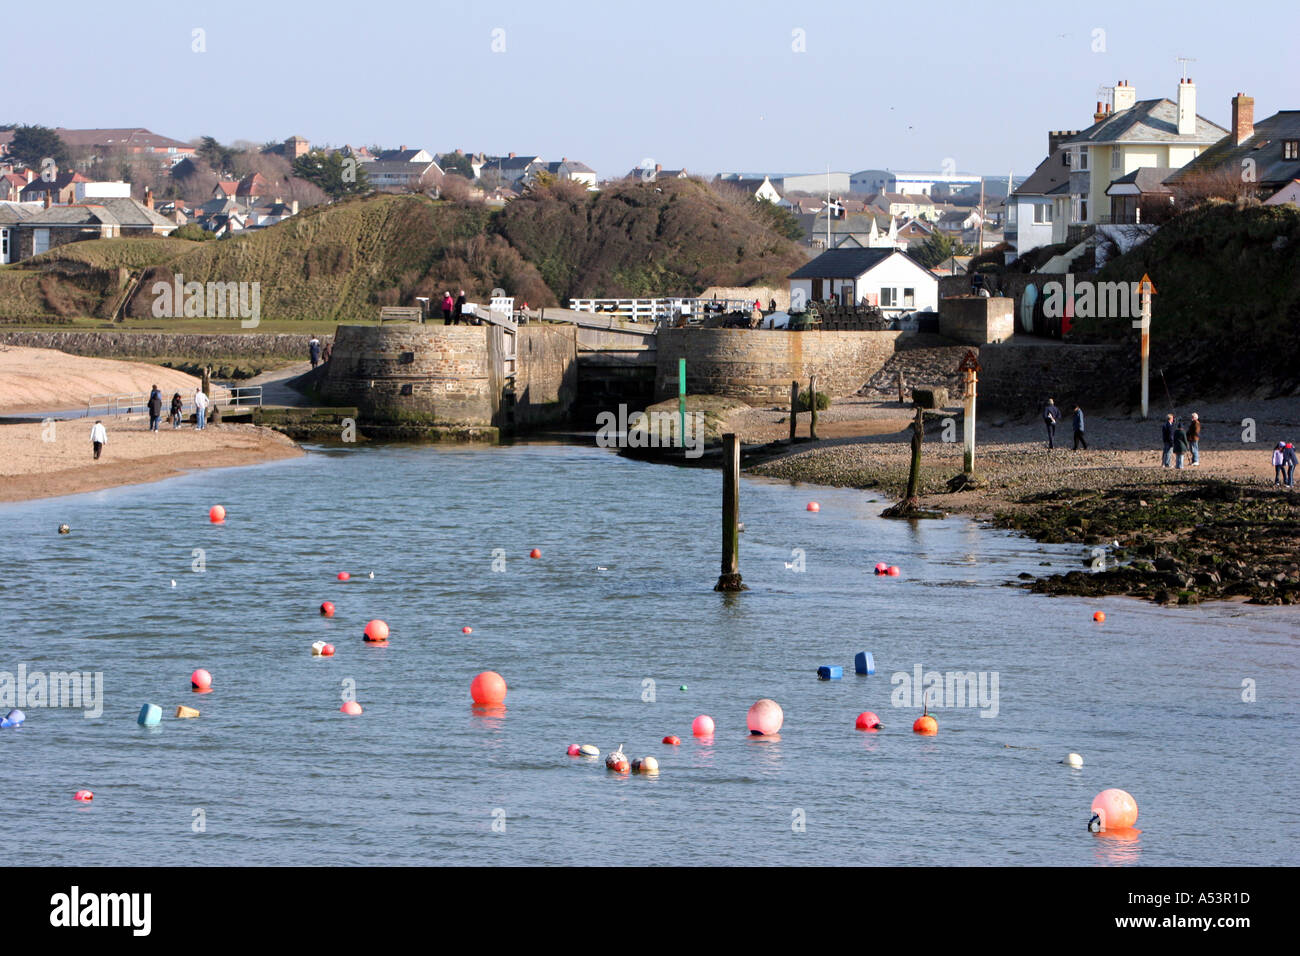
<box><xmin>1165</xmin><ymin>94</ymin><xmax>1300</xmax><ymax>203</ymax></box>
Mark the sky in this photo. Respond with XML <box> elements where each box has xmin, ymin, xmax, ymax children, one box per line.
<box><xmin>5</xmin><ymin>0</ymin><xmax>1296</xmax><ymax>182</ymax></box>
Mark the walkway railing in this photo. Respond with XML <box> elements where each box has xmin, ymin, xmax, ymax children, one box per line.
<box><xmin>568</xmin><ymin>297</ymin><xmax>755</xmax><ymax>324</ymax></box>
<box><xmin>86</xmin><ymin>385</ymin><xmax>259</xmax><ymax>419</ymax></box>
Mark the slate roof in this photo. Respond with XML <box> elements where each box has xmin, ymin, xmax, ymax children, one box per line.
<box><xmin>94</xmin><ymin>198</ymin><xmax>177</xmax><ymax>228</ymax></box>
<box><xmin>789</xmin><ymin>248</ymin><xmax>925</xmax><ymax>279</ymax></box>
<box><xmin>1012</xmin><ymin>149</ymin><xmax>1071</xmax><ymax>198</ymax></box>
<box><xmin>1166</xmin><ymin>110</ymin><xmax>1300</xmax><ymax>188</ymax></box>
<box><xmin>1104</xmin><ymin>166</ymin><xmax>1176</xmax><ymax>195</ymax></box>
<box><xmin>53</xmin><ymin>128</ymin><xmax>193</xmax><ymax>150</ymax></box>
<box><xmin>1063</xmin><ymin>99</ymin><xmax>1226</xmax><ymax>147</ymax></box>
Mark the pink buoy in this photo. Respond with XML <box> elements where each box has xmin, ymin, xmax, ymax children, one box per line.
<box><xmin>340</xmin><ymin>701</ymin><xmax>362</xmax><ymax>715</ymax></box>
<box><xmin>470</xmin><ymin>671</ymin><xmax>507</xmax><ymax>706</ymax></box>
<box><xmin>190</xmin><ymin>668</ymin><xmax>212</xmax><ymax>692</ymax></box>
<box><xmin>462</xmin><ymin>626</ymin><xmax>472</xmax><ymax>634</ymax></box>
<box><xmin>746</xmin><ymin>698</ymin><xmax>784</xmax><ymax>736</ymax></box>
<box><xmin>1090</xmin><ymin>788</ymin><xmax>1139</xmax><ymax>830</ymax></box>
<box><xmin>855</xmin><ymin>711</ymin><xmax>882</xmax><ymax>730</ymax></box>
<box><xmin>320</xmin><ymin>601</ymin><xmax>335</xmax><ymax>617</ymax></box>
<box><xmin>887</xmin><ymin>566</ymin><xmax>901</xmax><ymax>577</ymax></box>
<box><xmin>874</xmin><ymin>562</ymin><xmax>888</xmax><ymax>575</ymax></box>
<box><xmin>73</xmin><ymin>789</ymin><xmax>93</xmax><ymax>802</ymax></box>
<box><xmin>208</xmin><ymin>505</ymin><xmax>226</xmax><ymax>524</ymax></box>
<box><xmin>692</xmin><ymin>714</ymin><xmax>714</xmax><ymax>736</ymax></box>
<box><xmin>807</xmin><ymin>502</ymin><xmax>820</xmax><ymax>512</ymax></box>
<box><xmin>363</xmin><ymin>619</ymin><xmax>389</xmax><ymax>643</ymax></box>
<box><xmin>337</xmin><ymin>571</ymin><xmax>351</xmax><ymax>581</ymax></box>
<box><xmin>567</xmin><ymin>744</ymin><xmax>581</xmax><ymax>756</ymax></box>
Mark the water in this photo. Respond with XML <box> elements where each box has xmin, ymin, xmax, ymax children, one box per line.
<box><xmin>1</xmin><ymin>442</ymin><xmax>1296</xmax><ymax>866</ymax></box>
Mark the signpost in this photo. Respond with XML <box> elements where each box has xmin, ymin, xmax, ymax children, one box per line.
<box><xmin>678</xmin><ymin>357</ymin><xmax>686</xmax><ymax>452</ymax></box>
<box><xmin>1134</xmin><ymin>273</ymin><xmax>1157</xmax><ymax>419</ymax></box>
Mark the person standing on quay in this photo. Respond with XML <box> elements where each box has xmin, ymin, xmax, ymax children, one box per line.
<box><xmin>1187</xmin><ymin>412</ymin><xmax>1201</xmax><ymax>466</ymax></box>
<box><xmin>147</xmin><ymin>385</ymin><xmax>162</xmax><ymax>433</ymax></box>
<box><xmin>309</xmin><ymin>335</ymin><xmax>322</xmax><ymax>369</ymax></box>
<box><xmin>1285</xmin><ymin>442</ymin><xmax>1298</xmax><ymax>490</ymax></box>
<box><xmin>194</xmin><ymin>387</ymin><xmax>210</xmax><ymax>430</ymax></box>
<box><xmin>1071</xmin><ymin>405</ymin><xmax>1088</xmax><ymax>450</ymax></box>
<box><xmin>1043</xmin><ymin>397</ymin><xmax>1061</xmax><ymax>449</ymax></box>
<box><xmin>1173</xmin><ymin>419</ymin><xmax>1190</xmax><ymax>470</ymax></box>
<box><xmin>90</xmin><ymin>420</ymin><xmax>107</xmax><ymax>460</ymax></box>
<box><xmin>170</xmin><ymin>392</ymin><xmax>183</xmax><ymax>428</ymax></box>
<box><xmin>441</xmin><ymin>291</ymin><xmax>453</xmax><ymax>324</ymax></box>
<box><xmin>1162</xmin><ymin>413</ymin><xmax>1176</xmax><ymax>467</ymax></box>
<box><xmin>454</xmin><ymin>290</ymin><xmax>467</xmax><ymax>327</ymax></box>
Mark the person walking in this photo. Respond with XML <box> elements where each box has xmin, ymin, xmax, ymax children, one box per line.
<box><xmin>169</xmin><ymin>392</ymin><xmax>183</xmax><ymax>428</ymax></box>
<box><xmin>147</xmin><ymin>385</ymin><xmax>162</xmax><ymax>433</ymax></box>
<box><xmin>1173</xmin><ymin>419</ymin><xmax>1190</xmax><ymax>469</ymax></box>
<box><xmin>1161</xmin><ymin>413</ymin><xmax>1175</xmax><ymax>467</ymax></box>
<box><xmin>309</xmin><ymin>335</ymin><xmax>322</xmax><ymax>369</ymax></box>
<box><xmin>1285</xmin><ymin>442</ymin><xmax>1298</xmax><ymax>490</ymax></box>
<box><xmin>1272</xmin><ymin>442</ymin><xmax>1287</xmax><ymax>486</ymax></box>
<box><xmin>322</xmin><ymin>340</ymin><xmax>332</xmax><ymax>364</ymax></box>
<box><xmin>90</xmin><ymin>420</ymin><xmax>107</xmax><ymax>460</ymax></box>
<box><xmin>1187</xmin><ymin>412</ymin><xmax>1201</xmax><ymax>466</ymax></box>
<box><xmin>1043</xmin><ymin>397</ymin><xmax>1061</xmax><ymax>449</ymax></box>
<box><xmin>1071</xmin><ymin>405</ymin><xmax>1088</xmax><ymax>450</ymax></box>
<box><xmin>194</xmin><ymin>387</ymin><xmax>210</xmax><ymax>430</ymax></box>
<box><xmin>441</xmin><ymin>291</ymin><xmax>454</xmax><ymax>324</ymax></box>
<box><xmin>454</xmin><ymin>290</ymin><xmax>467</xmax><ymax>327</ymax></box>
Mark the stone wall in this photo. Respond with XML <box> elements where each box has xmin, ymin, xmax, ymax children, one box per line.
<box><xmin>978</xmin><ymin>341</ymin><xmax>1135</xmax><ymax>414</ymax></box>
<box><xmin>699</xmin><ymin>285</ymin><xmax>790</xmax><ymax>311</ymax></box>
<box><xmin>319</xmin><ymin>324</ymin><xmax>495</xmax><ymax>425</ymax></box>
<box><xmin>655</xmin><ymin>328</ymin><xmax>901</xmax><ymax>404</ymax></box>
<box><xmin>939</xmin><ymin>296</ymin><xmax>1014</xmax><ymax>345</ymax></box>
<box><xmin>0</xmin><ymin>329</ymin><xmax>327</xmax><ymax>361</ymax></box>
<box><xmin>512</xmin><ymin>325</ymin><xmax>578</xmax><ymax>427</ymax></box>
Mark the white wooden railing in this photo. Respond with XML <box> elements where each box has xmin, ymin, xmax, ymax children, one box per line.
<box><xmin>567</xmin><ymin>297</ymin><xmax>756</xmax><ymax>324</ymax></box>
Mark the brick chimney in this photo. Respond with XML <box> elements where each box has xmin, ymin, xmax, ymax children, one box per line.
<box><xmin>1113</xmin><ymin>79</ymin><xmax>1137</xmax><ymax>112</ymax></box>
<box><xmin>655</xmin><ymin>163</ymin><xmax>663</xmax><ymax>173</ymax></box>
<box><xmin>1177</xmin><ymin>78</ymin><xmax>1197</xmax><ymax>136</ymax></box>
<box><xmin>1093</xmin><ymin>101</ymin><xmax>1106</xmax><ymax>123</ymax></box>
<box><xmin>43</xmin><ymin>191</ymin><xmax>52</xmax><ymax>208</ymax></box>
<box><xmin>24</xmin><ymin>168</ymin><xmax>34</xmax><ymax>184</ymax></box>
<box><xmin>508</xmin><ymin>152</ymin><xmax>516</xmax><ymax>159</ymax></box>
<box><xmin>1049</xmin><ymin>130</ymin><xmax>1079</xmax><ymax>154</ymax></box>
<box><xmin>399</xmin><ymin>145</ymin><xmax>406</xmax><ymax>152</ymax></box>
<box><xmin>1231</xmin><ymin>93</ymin><xmax>1255</xmax><ymax>146</ymax></box>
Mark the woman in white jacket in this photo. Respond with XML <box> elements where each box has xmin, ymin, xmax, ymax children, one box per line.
<box><xmin>1273</xmin><ymin>442</ymin><xmax>1286</xmax><ymax>486</ymax></box>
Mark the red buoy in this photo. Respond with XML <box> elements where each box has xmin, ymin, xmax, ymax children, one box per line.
<box><xmin>190</xmin><ymin>668</ymin><xmax>212</xmax><ymax>692</ymax></box>
<box><xmin>807</xmin><ymin>502</ymin><xmax>820</xmax><ymax>512</ymax></box>
<box><xmin>529</xmin><ymin>548</ymin><xmax>542</xmax><ymax>559</ymax></box>
<box><xmin>662</xmin><ymin>735</ymin><xmax>681</xmax><ymax>746</ymax></box>
<box><xmin>73</xmin><ymin>789</ymin><xmax>93</xmax><ymax>802</ymax></box>
<box><xmin>470</xmin><ymin>671</ymin><xmax>508</xmax><ymax>706</ymax></box>
<box><xmin>913</xmin><ymin>714</ymin><xmax>938</xmax><ymax>735</ymax></box>
<box><xmin>887</xmin><ymin>566</ymin><xmax>901</xmax><ymax>577</ymax></box>
<box><xmin>321</xmin><ymin>643</ymin><xmax>335</xmax><ymax>657</ymax></box>
<box><xmin>363</xmin><ymin>619</ymin><xmax>389</xmax><ymax>643</ymax></box>
<box><xmin>1093</xmin><ymin>611</ymin><xmax>1106</xmax><ymax>623</ymax></box>
<box><xmin>208</xmin><ymin>505</ymin><xmax>226</xmax><ymax>524</ymax></box>
<box><xmin>874</xmin><ymin>562</ymin><xmax>888</xmax><ymax>575</ymax></box>
<box><xmin>462</xmin><ymin>626</ymin><xmax>472</xmax><ymax>634</ymax></box>
<box><xmin>320</xmin><ymin>601</ymin><xmax>335</xmax><ymax>617</ymax></box>
<box><xmin>856</xmin><ymin>711</ymin><xmax>882</xmax><ymax>731</ymax></box>
<box><xmin>340</xmin><ymin>701</ymin><xmax>362</xmax><ymax>715</ymax></box>
<box><xmin>337</xmin><ymin>571</ymin><xmax>350</xmax><ymax>581</ymax></box>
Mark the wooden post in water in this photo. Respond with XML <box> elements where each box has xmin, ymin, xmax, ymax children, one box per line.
<box><xmin>897</xmin><ymin>369</ymin><xmax>905</xmax><ymax>404</ymax></box>
<box><xmin>201</xmin><ymin>366</ymin><xmax>211</xmax><ymax>398</ymax></box>
<box><xmin>905</xmin><ymin>406</ymin><xmax>924</xmax><ymax>503</ymax></box>
<box><xmin>958</xmin><ymin>350</ymin><xmax>981</xmax><ymax>474</ymax></box>
<box><xmin>809</xmin><ymin>374</ymin><xmax>819</xmax><ymax>440</ymax></box>
<box><xmin>715</xmin><ymin>433</ymin><xmax>747</xmax><ymax>591</ymax></box>
<box><xmin>788</xmin><ymin>380</ymin><xmax>799</xmax><ymax>443</ymax></box>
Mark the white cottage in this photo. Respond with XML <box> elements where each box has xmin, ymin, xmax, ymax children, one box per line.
<box><xmin>788</xmin><ymin>248</ymin><xmax>938</xmax><ymax>316</ymax></box>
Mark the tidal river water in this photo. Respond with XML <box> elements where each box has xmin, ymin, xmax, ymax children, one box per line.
<box><xmin>0</xmin><ymin>441</ymin><xmax>1296</xmax><ymax>866</ymax></box>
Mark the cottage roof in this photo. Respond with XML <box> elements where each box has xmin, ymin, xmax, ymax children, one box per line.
<box><xmin>789</xmin><ymin>248</ymin><xmax>924</xmax><ymax>279</ymax></box>
<box><xmin>1166</xmin><ymin>110</ymin><xmax>1300</xmax><ymax>188</ymax></box>
<box><xmin>1063</xmin><ymin>99</ymin><xmax>1226</xmax><ymax>147</ymax></box>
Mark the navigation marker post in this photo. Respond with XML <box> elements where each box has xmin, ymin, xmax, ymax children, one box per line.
<box><xmin>678</xmin><ymin>357</ymin><xmax>686</xmax><ymax>454</ymax></box>
<box><xmin>1133</xmin><ymin>273</ymin><xmax>1156</xmax><ymax>419</ymax></box>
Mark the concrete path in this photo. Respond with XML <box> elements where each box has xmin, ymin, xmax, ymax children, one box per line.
<box><xmin>243</xmin><ymin>362</ymin><xmax>315</xmax><ymax>407</ymax></box>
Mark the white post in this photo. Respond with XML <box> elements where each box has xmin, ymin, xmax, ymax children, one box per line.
<box><xmin>1134</xmin><ymin>273</ymin><xmax>1154</xmax><ymax>419</ymax></box>
<box><xmin>963</xmin><ymin>367</ymin><xmax>977</xmax><ymax>473</ymax></box>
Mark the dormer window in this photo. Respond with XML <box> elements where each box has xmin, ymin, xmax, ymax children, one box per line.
<box><xmin>1284</xmin><ymin>141</ymin><xmax>1300</xmax><ymax>161</ymax></box>
<box><xmin>1078</xmin><ymin>147</ymin><xmax>1090</xmax><ymax>171</ymax></box>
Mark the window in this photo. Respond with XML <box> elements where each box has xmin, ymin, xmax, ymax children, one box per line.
<box><xmin>880</xmin><ymin>288</ymin><xmax>896</xmax><ymax>307</ymax></box>
<box><xmin>1033</xmin><ymin>204</ymin><xmax>1052</xmax><ymax>224</ymax></box>
<box><xmin>903</xmin><ymin>288</ymin><xmax>915</xmax><ymax>308</ymax></box>
<box><xmin>1111</xmin><ymin>149</ymin><xmax>1121</xmax><ymax>171</ymax></box>
<box><xmin>1284</xmin><ymin>141</ymin><xmax>1300</xmax><ymax>161</ymax></box>
<box><xmin>1078</xmin><ymin>147</ymin><xmax>1089</xmax><ymax>171</ymax></box>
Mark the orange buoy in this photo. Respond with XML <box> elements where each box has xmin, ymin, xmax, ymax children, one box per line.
<box><xmin>321</xmin><ymin>643</ymin><xmax>335</xmax><ymax>657</ymax></box>
<box><xmin>807</xmin><ymin>502</ymin><xmax>820</xmax><ymax>512</ymax></box>
<box><xmin>856</xmin><ymin>711</ymin><xmax>882</xmax><ymax>731</ymax></box>
<box><xmin>746</xmin><ymin>698</ymin><xmax>784</xmax><ymax>736</ymax></box>
<box><xmin>887</xmin><ymin>566</ymin><xmax>901</xmax><ymax>577</ymax></box>
<box><xmin>208</xmin><ymin>505</ymin><xmax>226</xmax><ymax>524</ymax></box>
<box><xmin>470</xmin><ymin>670</ymin><xmax>507</xmax><ymax>706</ymax></box>
<box><xmin>462</xmin><ymin>626</ymin><xmax>472</xmax><ymax>634</ymax></box>
<box><xmin>363</xmin><ymin>619</ymin><xmax>389</xmax><ymax>642</ymax></box>
<box><xmin>340</xmin><ymin>701</ymin><xmax>362</xmax><ymax>715</ymax></box>
<box><xmin>529</xmin><ymin>548</ymin><xmax>542</xmax><ymax>559</ymax></box>
<box><xmin>337</xmin><ymin>571</ymin><xmax>350</xmax><ymax>581</ymax></box>
<box><xmin>190</xmin><ymin>668</ymin><xmax>212</xmax><ymax>692</ymax></box>
<box><xmin>320</xmin><ymin>601</ymin><xmax>335</xmax><ymax>617</ymax></box>
<box><xmin>1093</xmin><ymin>611</ymin><xmax>1106</xmax><ymax>623</ymax></box>
<box><xmin>73</xmin><ymin>789</ymin><xmax>93</xmax><ymax>802</ymax></box>
<box><xmin>874</xmin><ymin>562</ymin><xmax>888</xmax><ymax>575</ymax></box>
<box><xmin>662</xmin><ymin>735</ymin><xmax>681</xmax><ymax>746</ymax></box>
<box><xmin>692</xmin><ymin>714</ymin><xmax>714</xmax><ymax>736</ymax></box>
<box><xmin>913</xmin><ymin>714</ymin><xmax>938</xmax><ymax>735</ymax></box>
<box><xmin>1090</xmin><ymin>788</ymin><xmax>1139</xmax><ymax>830</ymax></box>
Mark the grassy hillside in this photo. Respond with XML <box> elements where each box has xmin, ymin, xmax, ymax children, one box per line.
<box><xmin>1094</xmin><ymin>200</ymin><xmax>1300</xmax><ymax>396</ymax></box>
<box><xmin>0</xmin><ymin>183</ymin><xmax>808</xmax><ymax>324</ymax></box>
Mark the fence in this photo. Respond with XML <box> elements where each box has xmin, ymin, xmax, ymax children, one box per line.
<box><xmin>86</xmin><ymin>386</ymin><xmax>261</xmax><ymax>419</ymax></box>
<box><xmin>568</xmin><ymin>297</ymin><xmax>755</xmax><ymax>324</ymax></box>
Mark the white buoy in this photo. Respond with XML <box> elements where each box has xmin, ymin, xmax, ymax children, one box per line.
<box><xmin>1063</xmin><ymin>752</ymin><xmax>1084</xmax><ymax>768</ymax></box>
<box><xmin>578</xmin><ymin>744</ymin><xmax>599</xmax><ymax>757</ymax></box>
<box><xmin>171</xmin><ymin>580</ymin><xmax>176</xmax><ymax>588</ymax></box>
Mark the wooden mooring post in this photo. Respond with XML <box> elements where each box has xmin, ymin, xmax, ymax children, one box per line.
<box><xmin>715</xmin><ymin>432</ymin><xmax>747</xmax><ymax>591</ymax></box>
<box><xmin>809</xmin><ymin>374</ymin><xmax>819</xmax><ymax>440</ymax></box>
<box><xmin>788</xmin><ymin>380</ymin><xmax>799</xmax><ymax>443</ymax></box>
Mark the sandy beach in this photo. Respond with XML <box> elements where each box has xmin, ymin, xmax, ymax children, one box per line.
<box><xmin>0</xmin><ymin>415</ymin><xmax>304</xmax><ymax>503</ymax></box>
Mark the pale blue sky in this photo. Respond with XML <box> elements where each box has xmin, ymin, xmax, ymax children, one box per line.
<box><xmin>6</xmin><ymin>0</ymin><xmax>1295</xmax><ymax>180</ymax></box>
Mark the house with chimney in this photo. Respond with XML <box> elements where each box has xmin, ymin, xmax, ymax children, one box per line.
<box><xmin>1165</xmin><ymin>94</ymin><xmax>1300</xmax><ymax>203</ymax></box>
<box><xmin>1051</xmin><ymin>77</ymin><xmax>1226</xmax><ymax>241</ymax></box>
<box><xmin>627</xmin><ymin>163</ymin><xmax>689</xmax><ymax>182</ymax></box>
<box><xmin>0</xmin><ymin>192</ymin><xmax>175</xmax><ymax>262</ymax></box>
<box><xmin>788</xmin><ymin>247</ymin><xmax>938</xmax><ymax>315</ymax></box>
<box><xmin>1005</xmin><ymin>132</ymin><xmax>1075</xmax><ymax>260</ymax></box>
<box><xmin>20</xmin><ymin>171</ymin><xmax>93</xmax><ymax>205</ymax></box>
<box><xmin>361</xmin><ymin>147</ymin><xmax>442</xmax><ymax>192</ymax></box>
<box><xmin>1</xmin><ymin>168</ymin><xmax>34</xmax><ymax>202</ymax></box>
<box><xmin>534</xmin><ymin>158</ymin><xmax>598</xmax><ymax>189</ymax></box>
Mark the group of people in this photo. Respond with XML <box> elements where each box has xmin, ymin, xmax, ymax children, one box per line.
<box><xmin>308</xmin><ymin>336</ymin><xmax>332</xmax><ymax>369</ymax></box>
<box><xmin>144</xmin><ymin>385</ymin><xmax>210</xmax><ymax>434</ymax></box>
<box><xmin>1273</xmin><ymin>442</ymin><xmax>1298</xmax><ymax>489</ymax></box>
<box><xmin>1161</xmin><ymin>413</ymin><xmax>1201</xmax><ymax>469</ymax></box>
<box><xmin>1041</xmin><ymin>398</ymin><xmax>1088</xmax><ymax>450</ymax></box>
<box><xmin>441</xmin><ymin>290</ymin><xmax>469</xmax><ymax>325</ymax></box>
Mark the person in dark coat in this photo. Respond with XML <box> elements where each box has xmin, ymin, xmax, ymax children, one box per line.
<box><xmin>1173</xmin><ymin>420</ymin><xmax>1189</xmax><ymax>469</ymax></box>
<box><xmin>1161</xmin><ymin>413</ymin><xmax>1176</xmax><ymax>467</ymax></box>
<box><xmin>1071</xmin><ymin>405</ymin><xmax>1087</xmax><ymax>450</ymax></box>
<box><xmin>1285</xmin><ymin>442</ymin><xmax>1298</xmax><ymax>490</ymax></box>
<box><xmin>309</xmin><ymin>336</ymin><xmax>322</xmax><ymax>369</ymax></box>
<box><xmin>1043</xmin><ymin>397</ymin><xmax>1061</xmax><ymax>449</ymax></box>
<box><xmin>169</xmin><ymin>392</ymin><xmax>183</xmax><ymax>428</ymax></box>
<box><xmin>453</xmin><ymin>290</ymin><xmax>467</xmax><ymax>326</ymax></box>
<box><xmin>147</xmin><ymin>385</ymin><xmax>162</xmax><ymax>433</ymax></box>
<box><xmin>1187</xmin><ymin>412</ymin><xmax>1201</xmax><ymax>465</ymax></box>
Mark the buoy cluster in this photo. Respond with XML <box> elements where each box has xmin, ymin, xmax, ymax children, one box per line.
<box><xmin>873</xmin><ymin>562</ymin><xmax>901</xmax><ymax>576</ymax></box>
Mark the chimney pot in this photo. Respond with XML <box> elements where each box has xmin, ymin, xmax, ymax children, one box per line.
<box><xmin>1231</xmin><ymin>93</ymin><xmax>1255</xmax><ymax>146</ymax></box>
<box><xmin>44</xmin><ymin>191</ymin><xmax>52</xmax><ymax>208</ymax></box>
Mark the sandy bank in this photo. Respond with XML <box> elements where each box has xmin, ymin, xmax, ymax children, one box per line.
<box><xmin>0</xmin><ymin>416</ymin><xmax>303</xmax><ymax>503</ymax></box>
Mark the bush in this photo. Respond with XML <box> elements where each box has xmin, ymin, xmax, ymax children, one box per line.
<box><xmin>795</xmin><ymin>389</ymin><xmax>831</xmax><ymax>411</ymax></box>
<box><xmin>172</xmin><ymin>223</ymin><xmax>213</xmax><ymax>241</ymax></box>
